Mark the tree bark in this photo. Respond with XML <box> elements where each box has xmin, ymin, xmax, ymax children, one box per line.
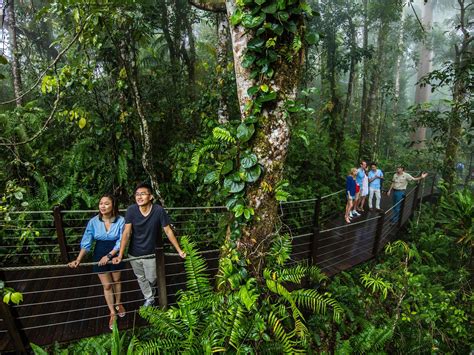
<box><xmin>359</xmin><ymin>18</ymin><xmax>389</xmax><ymax>162</ymax></box>
<box><xmin>225</xmin><ymin>0</ymin><xmax>304</xmax><ymax>274</ymax></box>
<box><xmin>358</xmin><ymin>0</ymin><xmax>369</xmax><ymax>161</ymax></box>
<box><xmin>7</xmin><ymin>0</ymin><xmax>23</xmax><ymax>107</ymax></box>
<box><xmin>342</xmin><ymin>17</ymin><xmax>357</xmax><ymax>126</ymax></box>
<box><xmin>217</xmin><ymin>13</ymin><xmax>230</xmax><ymax>124</ymax></box>
<box><xmin>118</xmin><ymin>37</ymin><xmax>163</xmax><ymax>203</ymax></box>
<box><xmin>410</xmin><ymin>0</ymin><xmax>434</xmax><ymax>149</ymax></box>
<box><xmin>442</xmin><ymin>0</ymin><xmax>472</xmax><ymax>188</ymax></box>
<box><xmin>393</xmin><ymin>2</ymin><xmax>407</xmax><ymax>114</ymax></box>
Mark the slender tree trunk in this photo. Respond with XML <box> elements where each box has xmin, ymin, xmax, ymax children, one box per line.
<box><xmin>358</xmin><ymin>0</ymin><xmax>369</xmax><ymax>161</ymax></box>
<box><xmin>118</xmin><ymin>37</ymin><xmax>163</xmax><ymax>203</ymax></box>
<box><xmin>359</xmin><ymin>19</ymin><xmax>389</xmax><ymax>161</ymax></box>
<box><xmin>225</xmin><ymin>0</ymin><xmax>304</xmax><ymax>274</ymax></box>
<box><xmin>325</xmin><ymin>30</ymin><xmax>344</xmax><ymax>177</ymax></box>
<box><xmin>7</xmin><ymin>0</ymin><xmax>23</xmax><ymax>107</ymax></box>
<box><xmin>342</xmin><ymin>17</ymin><xmax>357</xmax><ymax>125</ymax></box>
<box><xmin>217</xmin><ymin>13</ymin><xmax>230</xmax><ymax>124</ymax></box>
<box><xmin>442</xmin><ymin>0</ymin><xmax>471</xmax><ymax>188</ymax></box>
<box><xmin>411</xmin><ymin>0</ymin><xmax>434</xmax><ymax>149</ymax></box>
<box><xmin>394</xmin><ymin>2</ymin><xmax>407</xmax><ymax>114</ymax></box>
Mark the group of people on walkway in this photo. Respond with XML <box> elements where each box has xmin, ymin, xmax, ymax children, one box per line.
<box><xmin>68</xmin><ymin>183</ymin><xmax>186</xmax><ymax>330</ymax></box>
<box><xmin>345</xmin><ymin>162</ymin><xmax>428</xmax><ymax>224</ymax></box>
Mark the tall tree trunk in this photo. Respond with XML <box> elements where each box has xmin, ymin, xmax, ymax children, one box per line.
<box><xmin>394</xmin><ymin>2</ymin><xmax>407</xmax><ymax>114</ymax></box>
<box><xmin>442</xmin><ymin>0</ymin><xmax>472</xmax><ymax>188</ymax></box>
<box><xmin>7</xmin><ymin>0</ymin><xmax>23</xmax><ymax>107</ymax></box>
<box><xmin>225</xmin><ymin>0</ymin><xmax>304</xmax><ymax>274</ymax></box>
<box><xmin>342</xmin><ymin>17</ymin><xmax>357</xmax><ymax>125</ymax></box>
<box><xmin>325</xmin><ymin>30</ymin><xmax>344</xmax><ymax>177</ymax></box>
<box><xmin>118</xmin><ymin>37</ymin><xmax>163</xmax><ymax>203</ymax></box>
<box><xmin>358</xmin><ymin>0</ymin><xmax>369</xmax><ymax>161</ymax></box>
<box><xmin>217</xmin><ymin>13</ymin><xmax>230</xmax><ymax>124</ymax></box>
<box><xmin>410</xmin><ymin>0</ymin><xmax>434</xmax><ymax>149</ymax></box>
<box><xmin>359</xmin><ymin>19</ymin><xmax>389</xmax><ymax>161</ymax></box>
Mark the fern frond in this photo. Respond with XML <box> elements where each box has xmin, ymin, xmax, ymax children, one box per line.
<box><xmin>181</xmin><ymin>236</ymin><xmax>213</xmax><ymax>297</ymax></box>
<box><xmin>190</xmin><ymin>141</ymin><xmax>220</xmax><ymax>173</ymax></box>
<box><xmin>360</xmin><ymin>272</ymin><xmax>392</xmax><ymax>300</ymax></box>
<box><xmin>225</xmin><ymin>305</ymin><xmax>247</xmax><ymax>350</ymax></box>
<box><xmin>135</xmin><ymin>335</ymin><xmax>182</xmax><ymax>354</ymax></box>
<box><xmin>139</xmin><ymin>306</ymin><xmax>187</xmax><ymax>337</ymax></box>
<box><xmin>212</xmin><ymin>127</ymin><xmax>236</xmax><ymax>144</ymax></box>
<box><xmin>351</xmin><ymin>324</ymin><xmax>393</xmax><ymax>353</ymax></box>
<box><xmin>291</xmin><ymin>289</ymin><xmax>344</xmax><ymax>322</ymax></box>
<box><xmin>267</xmin><ymin>311</ymin><xmax>301</xmax><ymax>353</ymax></box>
<box><xmin>267</xmin><ymin>233</ymin><xmax>292</xmax><ymax>266</ymax></box>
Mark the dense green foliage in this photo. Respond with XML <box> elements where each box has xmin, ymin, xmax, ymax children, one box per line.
<box><xmin>308</xmin><ymin>195</ymin><xmax>473</xmax><ymax>353</ymax></box>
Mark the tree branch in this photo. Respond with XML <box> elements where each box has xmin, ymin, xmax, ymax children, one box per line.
<box><xmin>0</xmin><ymin>87</ymin><xmax>61</xmax><ymax>146</ymax></box>
<box><xmin>0</xmin><ymin>14</ymin><xmax>92</xmax><ymax>106</ymax></box>
<box><xmin>188</xmin><ymin>0</ymin><xmax>226</xmax><ymax>13</ymax></box>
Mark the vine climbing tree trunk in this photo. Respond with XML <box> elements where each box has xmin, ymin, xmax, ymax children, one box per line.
<box><xmin>225</xmin><ymin>0</ymin><xmax>304</xmax><ymax>274</ymax></box>
<box><xmin>7</xmin><ymin>0</ymin><xmax>23</xmax><ymax>107</ymax></box>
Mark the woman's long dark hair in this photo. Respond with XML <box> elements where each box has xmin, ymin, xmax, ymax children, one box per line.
<box><xmin>98</xmin><ymin>194</ymin><xmax>119</xmax><ymax>219</ymax></box>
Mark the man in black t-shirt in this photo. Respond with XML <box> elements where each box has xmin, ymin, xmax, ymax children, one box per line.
<box><xmin>113</xmin><ymin>183</ymin><xmax>185</xmax><ymax>307</ymax></box>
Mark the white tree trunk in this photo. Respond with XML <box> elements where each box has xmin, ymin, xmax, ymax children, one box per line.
<box><xmin>411</xmin><ymin>0</ymin><xmax>433</xmax><ymax>149</ymax></box>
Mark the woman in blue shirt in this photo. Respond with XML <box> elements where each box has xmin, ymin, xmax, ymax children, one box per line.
<box><xmin>345</xmin><ymin>168</ymin><xmax>357</xmax><ymax>223</ymax></box>
<box><xmin>68</xmin><ymin>194</ymin><xmax>125</xmax><ymax>330</ymax></box>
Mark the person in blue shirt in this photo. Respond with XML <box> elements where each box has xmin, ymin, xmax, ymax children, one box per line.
<box><xmin>68</xmin><ymin>194</ymin><xmax>125</xmax><ymax>330</ymax></box>
<box><xmin>345</xmin><ymin>168</ymin><xmax>358</xmax><ymax>223</ymax></box>
<box><xmin>368</xmin><ymin>162</ymin><xmax>384</xmax><ymax>211</ymax></box>
<box><xmin>354</xmin><ymin>160</ymin><xmax>367</xmax><ymax>214</ymax></box>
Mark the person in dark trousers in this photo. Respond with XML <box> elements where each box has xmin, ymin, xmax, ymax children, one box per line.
<box><xmin>68</xmin><ymin>194</ymin><xmax>125</xmax><ymax>330</ymax></box>
<box><xmin>387</xmin><ymin>166</ymin><xmax>428</xmax><ymax>222</ymax></box>
<box><xmin>345</xmin><ymin>168</ymin><xmax>358</xmax><ymax>224</ymax></box>
<box><xmin>113</xmin><ymin>183</ymin><xmax>186</xmax><ymax>307</ymax></box>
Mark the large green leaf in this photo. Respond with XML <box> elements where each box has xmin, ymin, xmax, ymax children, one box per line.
<box><xmin>0</xmin><ymin>55</ymin><xmax>8</xmax><ymax>65</ymax></box>
<box><xmin>242</xmin><ymin>14</ymin><xmax>265</xmax><ymax>28</ymax></box>
<box><xmin>236</xmin><ymin>123</ymin><xmax>255</xmax><ymax>143</ymax></box>
<box><xmin>230</xmin><ymin>9</ymin><xmax>243</xmax><ymax>26</ymax></box>
<box><xmin>221</xmin><ymin>160</ymin><xmax>233</xmax><ymax>175</ymax></box>
<box><xmin>241</xmin><ymin>165</ymin><xmax>262</xmax><ymax>182</ymax></box>
<box><xmin>247</xmin><ymin>37</ymin><xmax>265</xmax><ymax>51</ymax></box>
<box><xmin>241</xmin><ymin>153</ymin><xmax>258</xmax><ymax>169</ymax></box>
<box><xmin>262</xmin><ymin>3</ymin><xmax>277</xmax><ymax>13</ymax></box>
<box><xmin>242</xmin><ymin>54</ymin><xmax>256</xmax><ymax>68</ymax></box>
<box><xmin>204</xmin><ymin>171</ymin><xmax>219</xmax><ymax>184</ymax></box>
<box><xmin>224</xmin><ymin>177</ymin><xmax>245</xmax><ymax>193</ymax></box>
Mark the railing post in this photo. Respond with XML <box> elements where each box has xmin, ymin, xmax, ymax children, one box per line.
<box><xmin>53</xmin><ymin>205</ymin><xmax>70</xmax><ymax>263</ymax></box>
<box><xmin>411</xmin><ymin>182</ymin><xmax>421</xmax><ymax>219</ymax></box>
<box><xmin>0</xmin><ymin>271</ymin><xmax>29</xmax><ymax>353</ymax></box>
<box><xmin>372</xmin><ymin>212</ymin><xmax>385</xmax><ymax>258</ymax></box>
<box><xmin>311</xmin><ymin>196</ymin><xmax>321</xmax><ymax>264</ymax></box>
<box><xmin>397</xmin><ymin>193</ymin><xmax>406</xmax><ymax>229</ymax></box>
<box><xmin>430</xmin><ymin>173</ymin><xmax>437</xmax><ymax>196</ymax></box>
<box><xmin>155</xmin><ymin>238</ymin><xmax>168</xmax><ymax>309</ymax></box>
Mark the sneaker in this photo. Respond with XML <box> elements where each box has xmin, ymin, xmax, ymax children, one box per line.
<box><xmin>353</xmin><ymin>211</ymin><xmax>361</xmax><ymax>217</ymax></box>
<box><xmin>376</xmin><ymin>208</ymin><xmax>383</xmax><ymax>212</ymax></box>
<box><xmin>143</xmin><ymin>299</ymin><xmax>155</xmax><ymax>307</ymax></box>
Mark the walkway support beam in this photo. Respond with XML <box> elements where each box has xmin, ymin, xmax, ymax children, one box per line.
<box><xmin>53</xmin><ymin>206</ymin><xmax>70</xmax><ymax>263</ymax></box>
<box><xmin>372</xmin><ymin>212</ymin><xmax>385</xmax><ymax>257</ymax></box>
<box><xmin>0</xmin><ymin>271</ymin><xmax>29</xmax><ymax>353</ymax></box>
<box><xmin>155</xmin><ymin>240</ymin><xmax>168</xmax><ymax>309</ymax></box>
<box><xmin>311</xmin><ymin>196</ymin><xmax>321</xmax><ymax>264</ymax></box>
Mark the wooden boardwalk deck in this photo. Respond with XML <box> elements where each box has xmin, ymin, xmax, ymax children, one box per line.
<box><xmin>0</xmin><ymin>180</ymin><xmax>436</xmax><ymax>352</ymax></box>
